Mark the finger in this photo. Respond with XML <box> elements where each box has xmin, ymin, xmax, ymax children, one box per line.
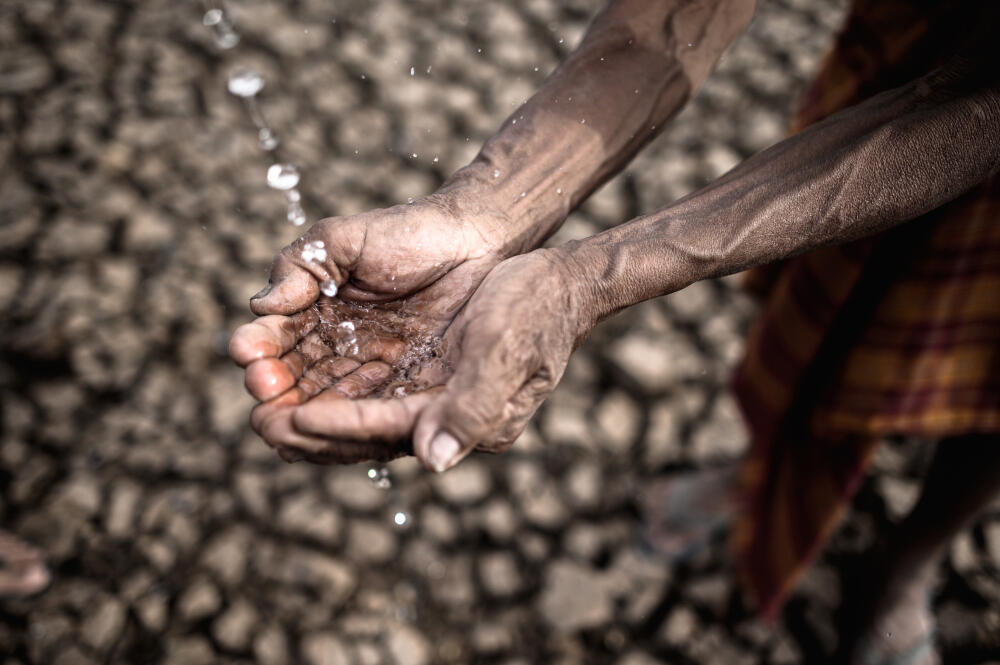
<box><xmin>244</xmin><ymin>351</ymin><xmax>305</xmax><ymax>401</ymax></box>
<box><xmin>413</xmin><ymin>328</ymin><xmax>533</xmax><ymax>473</ymax></box>
<box><xmin>297</xmin><ymin>330</ymin><xmax>333</xmax><ymax>364</ymax></box>
<box><xmin>292</xmin><ymin>386</ymin><xmax>443</xmax><ymax>442</ymax></box>
<box><xmin>229</xmin><ymin>310</ymin><xmax>319</xmax><ymax>366</ymax></box>
<box><xmin>300</xmin><ymin>356</ymin><xmax>361</xmax><ymax>396</ymax></box>
<box><xmin>351</xmin><ymin>329</ymin><xmax>408</xmax><ymax>365</ymax></box>
<box><xmin>330</xmin><ymin>361</ymin><xmax>393</xmax><ymax>399</ymax></box>
<box><xmin>251</xmin><ymin>252</ymin><xmax>321</xmax><ymax>315</ymax></box>
<box><xmin>261</xmin><ymin>396</ymin><xmax>406</xmax><ymax>464</ymax></box>
<box><xmin>250</xmin><ymin>387</ymin><xmax>309</xmax><ymax>436</ymax></box>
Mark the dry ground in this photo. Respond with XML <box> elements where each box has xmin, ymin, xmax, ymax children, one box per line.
<box><xmin>1</xmin><ymin>0</ymin><xmax>999</xmax><ymax>664</ymax></box>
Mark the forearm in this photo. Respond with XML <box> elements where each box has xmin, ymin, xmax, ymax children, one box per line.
<box><xmin>561</xmin><ymin>64</ymin><xmax>1000</xmax><ymax>324</ymax></box>
<box><xmin>438</xmin><ymin>0</ymin><xmax>755</xmax><ymax>257</ymax></box>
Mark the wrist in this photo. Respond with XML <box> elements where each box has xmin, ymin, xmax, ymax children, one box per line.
<box><xmin>436</xmin><ymin>153</ymin><xmax>574</xmax><ymax>258</ymax></box>
<box><xmin>552</xmin><ymin>226</ymin><xmax>698</xmax><ymax>326</ymax></box>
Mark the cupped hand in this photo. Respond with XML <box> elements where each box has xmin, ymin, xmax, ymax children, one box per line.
<box><xmin>266</xmin><ymin>247</ymin><xmax>598</xmax><ymax>470</ymax></box>
<box><xmin>229</xmin><ymin>193</ymin><xmax>514</xmax><ymax>463</ymax></box>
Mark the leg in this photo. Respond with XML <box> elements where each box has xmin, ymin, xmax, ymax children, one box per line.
<box><xmin>842</xmin><ymin>433</ymin><xmax>1000</xmax><ymax>665</ymax></box>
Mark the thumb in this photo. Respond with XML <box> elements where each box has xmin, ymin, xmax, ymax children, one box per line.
<box><xmin>250</xmin><ymin>250</ymin><xmax>323</xmax><ymax>315</ymax></box>
<box><xmin>251</xmin><ymin>218</ymin><xmax>365</xmax><ymax>315</ymax></box>
<box><xmin>413</xmin><ymin>335</ymin><xmax>531</xmax><ymax>472</ymax></box>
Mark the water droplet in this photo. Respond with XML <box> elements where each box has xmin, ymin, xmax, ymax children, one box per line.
<box><xmin>258</xmin><ymin>128</ymin><xmax>279</xmax><ymax>150</ymax></box>
<box><xmin>409</xmin><ymin>66</ymin><xmax>415</xmax><ymax>76</ymax></box>
<box><xmin>556</xmin><ymin>188</ymin><xmax>562</xmax><ymax>195</ymax></box>
<box><xmin>285</xmin><ymin>189</ymin><xmax>301</xmax><ymax>203</ymax></box>
<box><xmin>411</xmin><ymin>153</ymin><xmax>417</xmax><ymax>158</ymax></box>
<box><xmin>203</xmin><ymin>8</ymin><xmax>223</xmax><ymax>25</ymax></box>
<box><xmin>339</xmin><ymin>321</ymin><xmax>355</xmax><ymax>331</ymax></box>
<box><xmin>360</xmin><ymin>74</ymin><xmax>366</xmax><ymax>80</ymax></box>
<box><xmin>634</xmin><ymin>89</ymin><xmax>639</xmax><ymax>94</ymax></box>
<box><xmin>533</xmin><ymin>66</ymin><xmax>539</xmax><ymax>72</ymax></box>
<box><xmin>301</xmin><ymin>240</ymin><xmax>327</xmax><ymax>263</ymax></box>
<box><xmin>558</xmin><ymin>38</ymin><xmax>564</xmax><ymax>44</ymax></box>
<box><xmin>266</xmin><ymin>163</ymin><xmax>300</xmax><ymax>190</ymax></box>
<box><xmin>203</xmin><ymin>8</ymin><xmax>239</xmax><ymax>49</ymax></box>
<box><xmin>393</xmin><ymin>511</ymin><xmax>409</xmax><ymax>526</ymax></box>
<box><xmin>407</xmin><ymin>197</ymin><xmax>414</xmax><ymax>204</ymax></box>
<box><xmin>520</xmin><ymin>191</ymin><xmax>526</xmax><ymax>198</ymax></box>
<box><xmin>432</xmin><ymin>156</ymin><xmax>439</xmax><ymax>163</ymax></box>
<box><xmin>320</xmin><ymin>280</ymin><xmax>338</xmax><ymax>297</ymax></box>
<box><xmin>477</xmin><ymin>48</ymin><xmax>482</xmax><ymax>53</ymax></box>
<box><xmin>367</xmin><ymin>465</ymin><xmax>391</xmax><ymax>489</ymax></box>
<box><xmin>580</xmin><ymin>118</ymin><xmax>586</xmax><ymax>124</ymax></box>
<box><xmin>227</xmin><ymin>69</ymin><xmax>263</xmax><ymax>98</ymax></box>
<box><xmin>493</xmin><ymin>169</ymin><xmax>501</xmax><ymax>178</ymax></box>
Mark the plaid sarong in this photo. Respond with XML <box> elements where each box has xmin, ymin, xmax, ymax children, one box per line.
<box><xmin>730</xmin><ymin>0</ymin><xmax>1000</xmax><ymax>617</ymax></box>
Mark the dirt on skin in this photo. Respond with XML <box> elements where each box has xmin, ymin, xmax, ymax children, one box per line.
<box><xmin>300</xmin><ymin>297</ymin><xmax>449</xmax><ymax>398</ymax></box>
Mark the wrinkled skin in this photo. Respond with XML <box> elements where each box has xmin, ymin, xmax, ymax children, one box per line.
<box><xmin>231</xmin><ymin>217</ymin><xmax>591</xmax><ymax>470</ymax></box>
<box><xmin>229</xmin><ymin>195</ymin><xmax>562</xmax><ymax>467</ymax></box>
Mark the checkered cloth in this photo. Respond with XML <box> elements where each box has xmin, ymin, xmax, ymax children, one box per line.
<box><xmin>730</xmin><ymin>0</ymin><xmax>1000</xmax><ymax>617</ymax></box>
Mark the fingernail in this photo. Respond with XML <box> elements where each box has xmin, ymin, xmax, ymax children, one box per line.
<box><xmin>252</xmin><ymin>284</ymin><xmax>273</xmax><ymax>300</ymax></box>
<box><xmin>428</xmin><ymin>431</ymin><xmax>462</xmax><ymax>473</ymax></box>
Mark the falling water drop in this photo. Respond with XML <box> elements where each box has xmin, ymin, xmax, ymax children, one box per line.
<box><xmin>203</xmin><ymin>7</ymin><xmax>240</xmax><ymax>49</ymax></box>
<box><xmin>367</xmin><ymin>465</ymin><xmax>392</xmax><ymax>490</ymax></box>
<box><xmin>266</xmin><ymin>163</ymin><xmax>300</xmax><ymax>190</ymax></box>
<box><xmin>258</xmin><ymin>128</ymin><xmax>279</xmax><ymax>150</ymax></box>
<box><xmin>227</xmin><ymin>68</ymin><xmax>264</xmax><ymax>97</ymax></box>
<box><xmin>319</xmin><ymin>280</ymin><xmax>338</xmax><ymax>297</ymax></box>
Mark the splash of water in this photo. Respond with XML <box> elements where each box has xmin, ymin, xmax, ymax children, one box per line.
<box><xmin>203</xmin><ymin>7</ymin><xmax>239</xmax><ymax>49</ymax></box>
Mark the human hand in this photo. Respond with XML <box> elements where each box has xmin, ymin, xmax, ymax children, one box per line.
<box><xmin>275</xmin><ymin>247</ymin><xmax>597</xmax><ymax>470</ymax></box>
<box><xmin>229</xmin><ymin>193</ymin><xmax>514</xmax><ymax>463</ymax></box>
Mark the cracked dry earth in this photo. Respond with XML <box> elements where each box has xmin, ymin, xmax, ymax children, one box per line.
<box><xmin>2</xmin><ymin>1</ymin><xmax>999</xmax><ymax>664</ymax></box>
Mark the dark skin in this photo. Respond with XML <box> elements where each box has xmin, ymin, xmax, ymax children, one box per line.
<box><xmin>231</xmin><ymin>3</ymin><xmax>1000</xmax><ymax>659</ymax></box>
<box><xmin>232</xmin><ymin>0</ymin><xmax>999</xmax><ymax>471</ymax></box>
<box><xmin>232</xmin><ymin>0</ymin><xmax>758</xmax><ymax>467</ymax></box>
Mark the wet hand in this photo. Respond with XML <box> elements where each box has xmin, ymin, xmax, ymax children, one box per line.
<box><xmin>229</xmin><ymin>194</ymin><xmax>510</xmax><ymax>463</ymax></box>
<box><xmin>278</xmin><ymin>248</ymin><xmax>596</xmax><ymax>470</ymax></box>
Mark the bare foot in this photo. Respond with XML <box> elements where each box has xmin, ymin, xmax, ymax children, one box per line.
<box><xmin>0</xmin><ymin>530</ymin><xmax>51</xmax><ymax>598</ymax></box>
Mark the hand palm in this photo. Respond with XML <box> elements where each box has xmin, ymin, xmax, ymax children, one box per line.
<box><xmin>231</xmin><ymin>199</ymin><xmax>504</xmax><ymax>462</ymax></box>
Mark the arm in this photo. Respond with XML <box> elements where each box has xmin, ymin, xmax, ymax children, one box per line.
<box><xmin>359</xmin><ymin>49</ymin><xmax>1000</xmax><ymax>472</ymax></box>
<box><xmin>439</xmin><ymin>0</ymin><xmax>756</xmax><ymax>256</ymax></box>
<box><xmin>561</xmin><ymin>58</ymin><xmax>1000</xmax><ymax>325</ymax></box>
